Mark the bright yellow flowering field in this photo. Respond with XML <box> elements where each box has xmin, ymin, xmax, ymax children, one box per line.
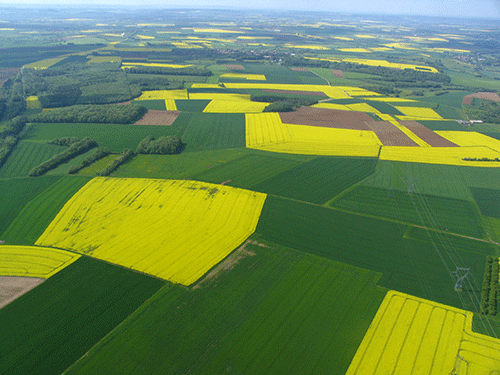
<box><xmin>203</xmin><ymin>100</ymin><xmax>268</xmax><ymax>113</ymax></box>
<box><xmin>380</xmin><ymin>146</ymin><xmax>500</xmax><ymax>167</ymax></box>
<box><xmin>25</xmin><ymin>96</ymin><xmax>42</xmax><ymax>109</ymax></box>
<box><xmin>23</xmin><ymin>57</ymin><xmax>67</xmax><ymax>69</ymax></box>
<box><xmin>164</xmin><ymin>99</ymin><xmax>177</xmax><ymax>111</ymax></box>
<box><xmin>394</xmin><ymin>106</ymin><xmax>443</xmax><ymax>119</ymax></box>
<box><xmin>220</xmin><ymin>73</ymin><xmax>266</xmax><ymax>80</ymax></box>
<box><xmin>189</xmin><ymin>92</ymin><xmax>251</xmax><ymax>101</ymax></box>
<box><xmin>246</xmin><ymin>113</ymin><xmax>381</xmax><ymax>156</ymax></box>
<box><xmin>121</xmin><ymin>62</ymin><xmax>192</xmax><ymax>68</ymax></box>
<box><xmin>0</xmin><ymin>245</ymin><xmax>80</xmax><ymax>278</ymax></box>
<box><xmin>36</xmin><ymin>178</ymin><xmax>267</xmax><ymax>286</ymax></box>
<box><xmin>346</xmin><ymin>290</ymin><xmax>500</xmax><ymax>375</ymax></box>
<box><xmin>135</xmin><ymin>89</ymin><xmax>188</xmax><ymax>100</ymax></box>
<box><xmin>435</xmin><ymin>131</ymin><xmax>500</xmax><ymax>152</ymax></box>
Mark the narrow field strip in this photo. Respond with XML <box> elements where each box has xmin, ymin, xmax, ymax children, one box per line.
<box><xmin>378</xmin><ymin>114</ymin><xmax>430</xmax><ymax>147</ymax></box>
<box><xmin>0</xmin><ymin>245</ymin><xmax>80</xmax><ymax>278</ymax></box>
<box><xmin>35</xmin><ymin>178</ymin><xmax>266</xmax><ymax>285</ymax></box>
<box><xmin>203</xmin><ymin>100</ymin><xmax>269</xmax><ymax>113</ymax></box>
<box><xmin>346</xmin><ymin>290</ymin><xmax>500</xmax><ymax>375</ymax></box>
<box><xmin>135</xmin><ymin>89</ymin><xmax>188</xmax><ymax>100</ymax></box>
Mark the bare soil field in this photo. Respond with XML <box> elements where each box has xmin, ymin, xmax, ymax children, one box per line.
<box><xmin>464</xmin><ymin>92</ymin><xmax>500</xmax><ymax>105</ymax></box>
<box><xmin>331</xmin><ymin>69</ymin><xmax>345</xmax><ymax>78</ymax></box>
<box><xmin>400</xmin><ymin>121</ymin><xmax>459</xmax><ymax>147</ymax></box>
<box><xmin>289</xmin><ymin>67</ymin><xmax>309</xmax><ymax>71</ymax></box>
<box><xmin>224</xmin><ymin>64</ymin><xmax>244</xmax><ymax>70</ymax></box>
<box><xmin>112</xmin><ymin>100</ymin><xmax>132</xmax><ymax>105</ymax></box>
<box><xmin>264</xmin><ymin>89</ymin><xmax>325</xmax><ymax>96</ymax></box>
<box><xmin>0</xmin><ymin>276</ymin><xmax>44</xmax><ymax>309</ymax></box>
<box><xmin>365</xmin><ymin>121</ymin><xmax>419</xmax><ymax>146</ymax></box>
<box><xmin>463</xmin><ymin>96</ymin><xmax>473</xmax><ymax>105</ymax></box>
<box><xmin>280</xmin><ymin>106</ymin><xmax>372</xmax><ymax>129</ymax></box>
<box><xmin>134</xmin><ymin>110</ymin><xmax>180</xmax><ymax>125</ymax></box>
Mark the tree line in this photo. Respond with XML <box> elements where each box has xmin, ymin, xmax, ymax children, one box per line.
<box><xmin>481</xmin><ymin>257</ymin><xmax>500</xmax><ymax>316</ymax></box>
<box><xmin>136</xmin><ymin>135</ymin><xmax>183</xmax><ymax>155</ymax></box>
<box><xmin>69</xmin><ymin>147</ymin><xmax>111</xmax><ymax>174</ymax></box>
<box><xmin>250</xmin><ymin>94</ymin><xmax>319</xmax><ymax>112</ymax></box>
<box><xmin>0</xmin><ymin>116</ymin><xmax>28</xmax><ymax>168</ymax></box>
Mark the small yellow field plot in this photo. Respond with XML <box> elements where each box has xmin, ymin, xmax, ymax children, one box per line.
<box><xmin>203</xmin><ymin>100</ymin><xmax>268</xmax><ymax>113</ymax></box>
<box><xmin>87</xmin><ymin>56</ymin><xmax>122</xmax><ymax>64</ymax></box>
<box><xmin>121</xmin><ymin>62</ymin><xmax>192</xmax><ymax>68</ymax></box>
<box><xmin>189</xmin><ymin>92</ymin><xmax>251</xmax><ymax>101</ymax></box>
<box><xmin>220</xmin><ymin>73</ymin><xmax>266</xmax><ymax>81</ymax></box>
<box><xmin>435</xmin><ymin>131</ymin><xmax>500</xmax><ymax>152</ymax></box>
<box><xmin>187</xmin><ymin>28</ymin><xmax>244</xmax><ymax>34</ymax></box>
<box><xmin>136</xmin><ymin>35</ymin><xmax>155</xmax><ymax>40</ymax></box>
<box><xmin>135</xmin><ymin>89</ymin><xmax>188</xmax><ymax>100</ymax></box>
<box><xmin>36</xmin><ymin>178</ymin><xmax>266</xmax><ymax>286</ymax></box>
<box><xmin>370</xmin><ymin>47</ymin><xmax>392</xmax><ymax>52</ymax></box>
<box><xmin>367</xmin><ymin>97</ymin><xmax>417</xmax><ymax>102</ymax></box>
<box><xmin>25</xmin><ymin>96</ymin><xmax>42</xmax><ymax>109</ymax></box>
<box><xmin>346</xmin><ymin>103</ymin><xmax>381</xmax><ymax>113</ymax></box>
<box><xmin>333</xmin><ymin>36</ymin><xmax>353</xmax><ymax>41</ymax></box>
<box><xmin>383</xmin><ymin>42</ymin><xmax>418</xmax><ymax>50</ymax></box>
<box><xmin>285</xmin><ymin>45</ymin><xmax>330</xmax><ymax>50</ymax></box>
<box><xmin>338</xmin><ymin>48</ymin><xmax>372</xmax><ymax>53</ymax></box>
<box><xmin>164</xmin><ymin>99</ymin><xmax>177</xmax><ymax>111</ymax></box>
<box><xmin>354</xmin><ymin>34</ymin><xmax>376</xmax><ymax>38</ymax></box>
<box><xmin>338</xmin><ymin>86</ymin><xmax>381</xmax><ymax>97</ymax></box>
<box><xmin>380</xmin><ymin>146</ymin><xmax>500</xmax><ymax>167</ymax></box>
<box><xmin>312</xmin><ymin>103</ymin><xmax>351</xmax><ymax>111</ymax></box>
<box><xmin>394</xmin><ymin>106</ymin><xmax>443</xmax><ymax>119</ymax></box>
<box><xmin>23</xmin><ymin>57</ymin><xmax>67</xmax><ymax>70</ymax></box>
<box><xmin>246</xmin><ymin>113</ymin><xmax>381</xmax><ymax>157</ymax></box>
<box><xmin>0</xmin><ymin>245</ymin><xmax>80</xmax><ymax>279</ymax></box>
<box><xmin>237</xmin><ymin>36</ymin><xmax>273</xmax><ymax>40</ymax></box>
<box><xmin>346</xmin><ymin>290</ymin><xmax>500</xmax><ymax>375</ymax></box>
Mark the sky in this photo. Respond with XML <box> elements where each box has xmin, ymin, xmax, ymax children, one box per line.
<box><xmin>0</xmin><ymin>0</ymin><xmax>499</xmax><ymax>19</ymax></box>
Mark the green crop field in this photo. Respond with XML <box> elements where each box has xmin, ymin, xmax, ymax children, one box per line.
<box><xmin>255</xmin><ymin>195</ymin><xmax>487</xmax><ymax>308</ymax></box>
<box><xmin>24</xmin><ymin>123</ymin><xmax>184</xmax><ymax>152</ymax></box>
<box><xmin>471</xmin><ymin>187</ymin><xmax>500</xmax><ymax>219</ymax></box>
<box><xmin>361</xmin><ymin>161</ymin><xmax>474</xmax><ymax>201</ymax></box>
<box><xmin>330</xmin><ymin>185</ymin><xmax>484</xmax><ymax>238</ymax></box>
<box><xmin>0</xmin><ymin>256</ymin><xmax>164</xmax><ymax>375</ymax></box>
<box><xmin>252</xmin><ymin>157</ymin><xmax>377</xmax><ymax>204</ymax></box>
<box><xmin>174</xmin><ymin>99</ymin><xmax>210</xmax><ymax>112</ymax></box>
<box><xmin>0</xmin><ymin>176</ymin><xmax>61</xmax><ymax>235</ymax></box>
<box><xmin>133</xmin><ymin>99</ymin><xmax>167</xmax><ymax>110</ymax></box>
<box><xmin>364</xmin><ymin>100</ymin><xmax>404</xmax><ymax>115</ymax></box>
<box><xmin>64</xmin><ymin>242</ymin><xmax>387</xmax><ymax>375</ymax></box>
<box><xmin>177</xmin><ymin>112</ymin><xmax>246</xmax><ymax>152</ymax></box>
<box><xmin>460</xmin><ymin>166</ymin><xmax>500</xmax><ymax>190</ymax></box>
<box><xmin>417</xmin><ymin>120</ymin><xmax>467</xmax><ymax>131</ymax></box>
<box><xmin>1</xmin><ymin>176</ymin><xmax>91</xmax><ymax>245</ymax></box>
<box><xmin>0</xmin><ymin>141</ymin><xmax>64</xmax><ymax>178</ymax></box>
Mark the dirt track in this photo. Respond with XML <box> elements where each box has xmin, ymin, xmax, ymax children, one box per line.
<box><xmin>280</xmin><ymin>106</ymin><xmax>372</xmax><ymax>129</ymax></box>
<box><xmin>134</xmin><ymin>110</ymin><xmax>180</xmax><ymax>125</ymax></box>
<box><xmin>400</xmin><ymin>121</ymin><xmax>459</xmax><ymax>147</ymax></box>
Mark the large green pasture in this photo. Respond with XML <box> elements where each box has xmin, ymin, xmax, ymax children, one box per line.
<box><xmin>330</xmin><ymin>185</ymin><xmax>484</xmax><ymax>238</ymax></box>
<box><xmin>1</xmin><ymin>176</ymin><xmax>91</xmax><ymax>245</ymax></box>
<box><xmin>0</xmin><ymin>141</ymin><xmax>64</xmax><ymax>178</ymax></box>
<box><xmin>459</xmin><ymin>166</ymin><xmax>500</xmax><ymax>190</ymax></box>
<box><xmin>0</xmin><ymin>256</ymin><xmax>164</xmax><ymax>375</ymax></box>
<box><xmin>237</xmin><ymin>63</ymin><xmax>327</xmax><ymax>85</ymax></box>
<box><xmin>255</xmin><ymin>195</ymin><xmax>491</xmax><ymax>308</ymax></box>
<box><xmin>24</xmin><ymin>123</ymin><xmax>184</xmax><ymax>152</ymax></box>
<box><xmin>65</xmin><ymin>242</ymin><xmax>387</xmax><ymax>375</ymax></box>
<box><xmin>252</xmin><ymin>157</ymin><xmax>378</xmax><ymax>204</ymax></box>
<box><xmin>417</xmin><ymin>120</ymin><xmax>466</xmax><ymax>131</ymax></box>
<box><xmin>0</xmin><ymin>176</ymin><xmax>61</xmax><ymax>236</ymax></box>
<box><xmin>471</xmin><ymin>187</ymin><xmax>500</xmax><ymax>219</ymax></box>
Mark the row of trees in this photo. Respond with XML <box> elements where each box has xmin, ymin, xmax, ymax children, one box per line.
<box><xmin>464</xmin><ymin>100</ymin><xmax>500</xmax><ymax>124</ymax></box>
<box><xmin>68</xmin><ymin>147</ymin><xmax>111</xmax><ymax>174</ymax></box>
<box><xmin>97</xmin><ymin>149</ymin><xmax>135</xmax><ymax>176</ymax></box>
<box><xmin>0</xmin><ymin>73</ymin><xmax>25</xmax><ymax>120</ymax></box>
<box><xmin>29</xmin><ymin>103</ymin><xmax>147</xmax><ymax>124</ymax></box>
<box><xmin>48</xmin><ymin>137</ymin><xmax>80</xmax><ymax>146</ymax></box>
<box><xmin>29</xmin><ymin>138</ymin><xmax>98</xmax><ymax>176</ymax></box>
<box><xmin>463</xmin><ymin>157</ymin><xmax>500</xmax><ymax>162</ymax></box>
<box><xmin>136</xmin><ymin>136</ymin><xmax>183</xmax><ymax>155</ymax></box>
<box><xmin>250</xmin><ymin>95</ymin><xmax>319</xmax><ymax>112</ymax></box>
<box><xmin>0</xmin><ymin>116</ymin><xmax>28</xmax><ymax>168</ymax></box>
<box><xmin>481</xmin><ymin>257</ymin><xmax>499</xmax><ymax>316</ymax></box>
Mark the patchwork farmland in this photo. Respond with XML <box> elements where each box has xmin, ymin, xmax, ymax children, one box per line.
<box><xmin>1</xmin><ymin>8</ymin><xmax>500</xmax><ymax>375</ymax></box>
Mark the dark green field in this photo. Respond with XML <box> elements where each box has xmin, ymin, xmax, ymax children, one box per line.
<box><xmin>330</xmin><ymin>185</ymin><xmax>484</xmax><ymax>238</ymax></box>
<box><xmin>471</xmin><ymin>187</ymin><xmax>500</xmax><ymax>219</ymax></box>
<box><xmin>365</xmin><ymin>100</ymin><xmax>404</xmax><ymax>115</ymax></box>
<box><xmin>252</xmin><ymin>157</ymin><xmax>378</xmax><ymax>204</ymax></box>
<box><xmin>64</xmin><ymin>242</ymin><xmax>387</xmax><ymax>375</ymax></box>
<box><xmin>460</xmin><ymin>166</ymin><xmax>500</xmax><ymax>190</ymax></box>
<box><xmin>417</xmin><ymin>120</ymin><xmax>466</xmax><ymax>131</ymax></box>
<box><xmin>0</xmin><ymin>141</ymin><xmax>64</xmax><ymax>178</ymax></box>
<box><xmin>1</xmin><ymin>176</ymin><xmax>91</xmax><ymax>245</ymax></box>
<box><xmin>133</xmin><ymin>99</ymin><xmax>166</xmax><ymax>110</ymax></box>
<box><xmin>255</xmin><ymin>195</ymin><xmax>487</xmax><ymax>308</ymax></box>
<box><xmin>0</xmin><ymin>176</ymin><xmax>61</xmax><ymax>235</ymax></box>
<box><xmin>0</xmin><ymin>256</ymin><xmax>165</xmax><ymax>375</ymax></box>
<box><xmin>175</xmin><ymin>99</ymin><xmax>210</xmax><ymax>112</ymax></box>
<box><xmin>24</xmin><ymin>123</ymin><xmax>184</xmax><ymax>152</ymax></box>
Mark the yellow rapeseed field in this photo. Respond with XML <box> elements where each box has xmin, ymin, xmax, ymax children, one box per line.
<box><xmin>304</xmin><ymin>56</ymin><xmax>439</xmax><ymax>73</ymax></box>
<box><xmin>366</xmin><ymin>97</ymin><xmax>417</xmax><ymax>102</ymax></box>
<box><xmin>136</xmin><ymin>35</ymin><xmax>155</xmax><ymax>39</ymax></box>
<box><xmin>35</xmin><ymin>178</ymin><xmax>267</xmax><ymax>286</ymax></box>
<box><xmin>203</xmin><ymin>100</ymin><xmax>268</xmax><ymax>113</ymax></box>
<box><xmin>0</xmin><ymin>245</ymin><xmax>80</xmax><ymax>278</ymax></box>
<box><xmin>23</xmin><ymin>57</ymin><xmax>67</xmax><ymax>69</ymax></box>
<box><xmin>285</xmin><ymin>45</ymin><xmax>331</xmax><ymax>50</ymax></box>
<box><xmin>220</xmin><ymin>73</ymin><xmax>266</xmax><ymax>81</ymax></box>
<box><xmin>246</xmin><ymin>113</ymin><xmax>381</xmax><ymax>157</ymax></box>
<box><xmin>25</xmin><ymin>96</ymin><xmax>42</xmax><ymax>109</ymax></box>
<box><xmin>121</xmin><ymin>62</ymin><xmax>192</xmax><ymax>68</ymax></box>
<box><xmin>394</xmin><ymin>106</ymin><xmax>443</xmax><ymax>119</ymax></box>
<box><xmin>435</xmin><ymin>131</ymin><xmax>500</xmax><ymax>152</ymax></box>
<box><xmin>164</xmin><ymin>99</ymin><xmax>177</xmax><ymax>111</ymax></box>
<box><xmin>346</xmin><ymin>103</ymin><xmax>381</xmax><ymax>113</ymax></box>
<box><xmin>338</xmin><ymin>48</ymin><xmax>372</xmax><ymax>53</ymax></box>
<box><xmin>380</xmin><ymin>146</ymin><xmax>500</xmax><ymax>167</ymax></box>
<box><xmin>346</xmin><ymin>290</ymin><xmax>500</xmax><ymax>375</ymax></box>
<box><xmin>135</xmin><ymin>89</ymin><xmax>188</xmax><ymax>100</ymax></box>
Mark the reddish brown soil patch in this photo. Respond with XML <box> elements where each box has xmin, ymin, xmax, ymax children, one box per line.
<box><xmin>224</xmin><ymin>64</ymin><xmax>244</xmax><ymax>70</ymax></box>
<box><xmin>280</xmin><ymin>106</ymin><xmax>372</xmax><ymax>129</ymax></box>
<box><xmin>264</xmin><ymin>89</ymin><xmax>326</xmax><ymax>97</ymax></box>
<box><xmin>290</xmin><ymin>67</ymin><xmax>309</xmax><ymax>71</ymax></box>
<box><xmin>399</xmin><ymin>121</ymin><xmax>459</xmax><ymax>147</ymax></box>
<box><xmin>134</xmin><ymin>110</ymin><xmax>180</xmax><ymax>125</ymax></box>
<box><xmin>365</xmin><ymin>121</ymin><xmax>419</xmax><ymax>146</ymax></box>
<box><xmin>331</xmin><ymin>69</ymin><xmax>345</xmax><ymax>78</ymax></box>
<box><xmin>463</xmin><ymin>95</ymin><xmax>473</xmax><ymax>105</ymax></box>
<box><xmin>111</xmin><ymin>100</ymin><xmax>132</xmax><ymax>106</ymax></box>
<box><xmin>471</xmin><ymin>92</ymin><xmax>500</xmax><ymax>102</ymax></box>
<box><xmin>0</xmin><ymin>276</ymin><xmax>44</xmax><ymax>309</ymax></box>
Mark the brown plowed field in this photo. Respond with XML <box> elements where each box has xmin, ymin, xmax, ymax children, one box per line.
<box><xmin>471</xmin><ymin>92</ymin><xmax>500</xmax><ymax>102</ymax></box>
<box><xmin>463</xmin><ymin>96</ymin><xmax>473</xmax><ymax>105</ymax></box>
<box><xmin>365</xmin><ymin>121</ymin><xmax>419</xmax><ymax>146</ymax></box>
<box><xmin>0</xmin><ymin>276</ymin><xmax>44</xmax><ymax>309</ymax></box>
<box><xmin>112</xmin><ymin>100</ymin><xmax>132</xmax><ymax>106</ymax></box>
<box><xmin>279</xmin><ymin>106</ymin><xmax>372</xmax><ymax>129</ymax></box>
<box><xmin>331</xmin><ymin>69</ymin><xmax>345</xmax><ymax>78</ymax></box>
<box><xmin>264</xmin><ymin>89</ymin><xmax>326</xmax><ymax>97</ymax></box>
<box><xmin>224</xmin><ymin>64</ymin><xmax>244</xmax><ymax>70</ymax></box>
<box><xmin>290</xmin><ymin>67</ymin><xmax>309</xmax><ymax>71</ymax></box>
<box><xmin>400</xmin><ymin>121</ymin><xmax>459</xmax><ymax>147</ymax></box>
<box><xmin>134</xmin><ymin>110</ymin><xmax>180</xmax><ymax>125</ymax></box>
